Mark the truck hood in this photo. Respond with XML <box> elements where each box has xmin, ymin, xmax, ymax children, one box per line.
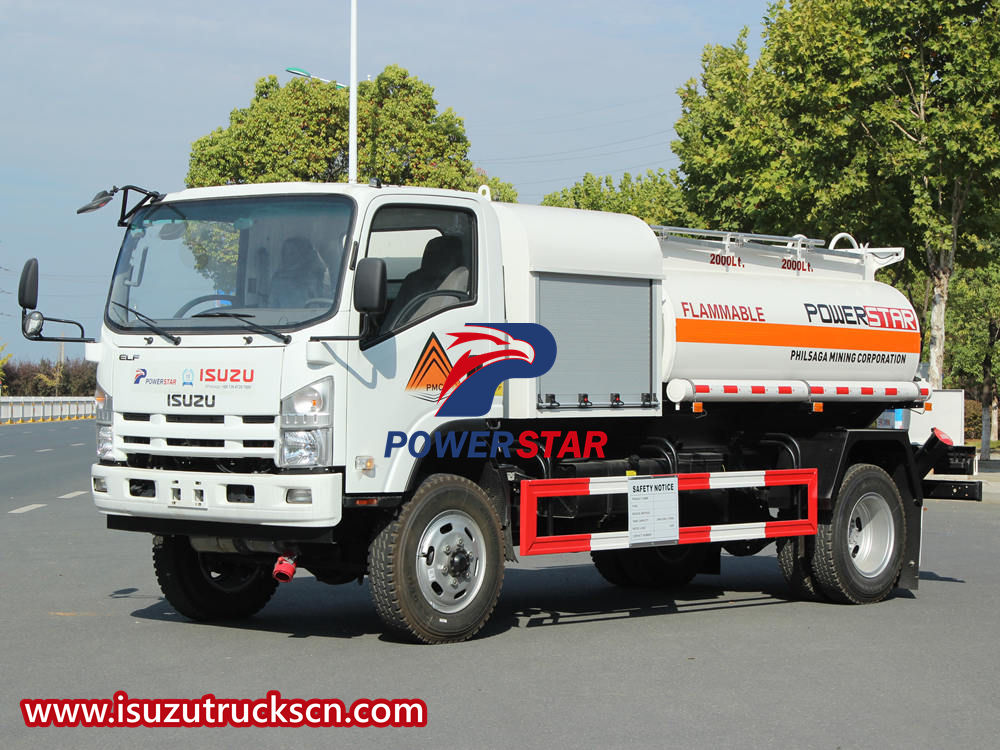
<box><xmin>112</xmin><ymin>347</ymin><xmax>283</xmax><ymax>415</ymax></box>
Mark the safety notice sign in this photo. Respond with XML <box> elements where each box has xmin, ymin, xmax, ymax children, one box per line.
<box><xmin>627</xmin><ymin>476</ymin><xmax>679</xmax><ymax>547</ymax></box>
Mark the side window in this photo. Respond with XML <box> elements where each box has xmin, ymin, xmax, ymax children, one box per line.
<box><xmin>366</xmin><ymin>205</ymin><xmax>476</xmax><ymax>335</ymax></box>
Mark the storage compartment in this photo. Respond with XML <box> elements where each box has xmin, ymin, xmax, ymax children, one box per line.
<box><xmin>536</xmin><ymin>274</ymin><xmax>657</xmax><ymax>409</ymax></box>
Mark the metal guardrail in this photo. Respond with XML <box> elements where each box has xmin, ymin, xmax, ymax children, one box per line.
<box><xmin>0</xmin><ymin>397</ymin><xmax>96</xmax><ymax>424</ymax></box>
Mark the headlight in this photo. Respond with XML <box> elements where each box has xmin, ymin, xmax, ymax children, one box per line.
<box><xmin>95</xmin><ymin>384</ymin><xmax>115</xmax><ymax>460</ymax></box>
<box><xmin>281</xmin><ymin>377</ymin><xmax>333</xmax><ymax>427</ymax></box>
<box><xmin>97</xmin><ymin>425</ymin><xmax>114</xmax><ymax>461</ymax></box>
<box><xmin>278</xmin><ymin>378</ymin><xmax>333</xmax><ymax>467</ymax></box>
<box><xmin>94</xmin><ymin>384</ymin><xmax>113</xmax><ymax>424</ymax></box>
<box><xmin>281</xmin><ymin>430</ymin><xmax>330</xmax><ymax>467</ymax></box>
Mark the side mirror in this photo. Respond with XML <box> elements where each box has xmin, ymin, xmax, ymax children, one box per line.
<box><xmin>18</xmin><ymin>258</ymin><xmax>38</xmax><ymax>310</ymax></box>
<box><xmin>353</xmin><ymin>258</ymin><xmax>387</xmax><ymax>314</ymax></box>
<box><xmin>22</xmin><ymin>310</ymin><xmax>44</xmax><ymax>339</ymax></box>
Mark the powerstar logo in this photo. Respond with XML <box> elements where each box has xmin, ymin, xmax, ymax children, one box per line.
<box><xmin>133</xmin><ymin>368</ymin><xmax>147</xmax><ymax>385</ymax></box>
<box><xmin>387</xmin><ymin>323</ymin><xmax>608</xmax><ymax>460</ymax></box>
<box><xmin>405</xmin><ymin>323</ymin><xmax>556</xmax><ymax>418</ymax></box>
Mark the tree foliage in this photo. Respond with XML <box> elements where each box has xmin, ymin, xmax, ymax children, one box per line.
<box><xmin>0</xmin><ymin>342</ymin><xmax>10</xmax><ymax>394</ymax></box>
<box><xmin>187</xmin><ymin>65</ymin><xmax>516</xmax><ymax>199</ymax></box>
<box><xmin>1</xmin><ymin>358</ymin><xmax>96</xmax><ymax>397</ymax></box>
<box><xmin>945</xmin><ymin>253</ymin><xmax>1000</xmax><ymax>457</ymax></box>
<box><xmin>673</xmin><ymin>1</ymin><xmax>1000</xmax><ymax>387</ymax></box>
<box><xmin>541</xmin><ymin>170</ymin><xmax>694</xmax><ymax>226</ymax></box>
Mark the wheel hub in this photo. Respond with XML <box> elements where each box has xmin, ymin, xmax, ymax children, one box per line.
<box><xmin>448</xmin><ymin>547</ymin><xmax>472</xmax><ymax>578</ymax></box>
<box><xmin>416</xmin><ymin>510</ymin><xmax>486</xmax><ymax>613</ymax></box>
<box><xmin>846</xmin><ymin>491</ymin><xmax>894</xmax><ymax>578</ymax></box>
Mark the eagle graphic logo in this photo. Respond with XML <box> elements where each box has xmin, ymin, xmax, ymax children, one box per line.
<box><xmin>405</xmin><ymin>324</ymin><xmax>557</xmax><ymax>418</ymax></box>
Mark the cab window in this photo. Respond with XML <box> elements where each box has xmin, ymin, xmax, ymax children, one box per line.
<box><xmin>365</xmin><ymin>205</ymin><xmax>476</xmax><ymax>336</ymax></box>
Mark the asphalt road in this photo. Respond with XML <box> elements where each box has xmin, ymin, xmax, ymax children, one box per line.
<box><xmin>2</xmin><ymin>421</ymin><xmax>999</xmax><ymax>749</ymax></box>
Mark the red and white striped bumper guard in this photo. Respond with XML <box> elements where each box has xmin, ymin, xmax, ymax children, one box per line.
<box><xmin>519</xmin><ymin>469</ymin><xmax>817</xmax><ymax>556</ymax></box>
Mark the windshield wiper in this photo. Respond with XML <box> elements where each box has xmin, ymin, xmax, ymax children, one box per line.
<box><xmin>110</xmin><ymin>301</ymin><xmax>180</xmax><ymax>345</ymax></box>
<box><xmin>192</xmin><ymin>311</ymin><xmax>292</xmax><ymax>344</ymax></box>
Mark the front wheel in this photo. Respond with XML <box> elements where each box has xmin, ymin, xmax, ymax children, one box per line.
<box><xmin>152</xmin><ymin>536</ymin><xmax>278</xmax><ymax>620</ymax></box>
<box><xmin>813</xmin><ymin>464</ymin><xmax>906</xmax><ymax>604</ymax></box>
<box><xmin>368</xmin><ymin>474</ymin><xmax>504</xmax><ymax>643</ymax></box>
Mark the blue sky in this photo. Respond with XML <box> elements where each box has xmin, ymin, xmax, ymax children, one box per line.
<box><xmin>0</xmin><ymin>0</ymin><xmax>768</xmax><ymax>362</ymax></box>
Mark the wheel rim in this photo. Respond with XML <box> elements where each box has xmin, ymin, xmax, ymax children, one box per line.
<box><xmin>198</xmin><ymin>555</ymin><xmax>262</xmax><ymax>593</ymax></box>
<box><xmin>415</xmin><ymin>510</ymin><xmax>487</xmax><ymax>614</ymax></box>
<box><xmin>846</xmin><ymin>491</ymin><xmax>895</xmax><ymax>578</ymax></box>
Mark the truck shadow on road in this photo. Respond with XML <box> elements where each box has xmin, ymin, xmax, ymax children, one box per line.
<box><xmin>124</xmin><ymin>553</ymin><xmax>924</xmax><ymax>642</ymax></box>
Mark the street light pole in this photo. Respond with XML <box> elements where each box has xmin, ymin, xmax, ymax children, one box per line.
<box><xmin>348</xmin><ymin>0</ymin><xmax>358</xmax><ymax>184</ymax></box>
<box><xmin>284</xmin><ymin>1</ymin><xmax>358</xmax><ymax>184</ymax></box>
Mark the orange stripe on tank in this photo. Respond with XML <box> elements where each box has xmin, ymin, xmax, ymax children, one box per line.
<box><xmin>675</xmin><ymin>319</ymin><xmax>920</xmax><ymax>354</ymax></box>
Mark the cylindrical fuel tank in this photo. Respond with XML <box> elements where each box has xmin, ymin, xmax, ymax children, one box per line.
<box><xmin>662</xmin><ymin>272</ymin><xmax>920</xmax><ymax>384</ymax></box>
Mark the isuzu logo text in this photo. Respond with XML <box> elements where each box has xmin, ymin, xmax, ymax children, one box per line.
<box><xmin>167</xmin><ymin>394</ymin><xmax>217</xmax><ymax>408</ymax></box>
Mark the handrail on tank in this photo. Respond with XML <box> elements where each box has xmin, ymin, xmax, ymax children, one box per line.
<box><xmin>652</xmin><ymin>225</ymin><xmax>826</xmax><ymax>248</ymax></box>
<box><xmin>652</xmin><ymin>224</ymin><xmax>903</xmax><ymax>265</ymax></box>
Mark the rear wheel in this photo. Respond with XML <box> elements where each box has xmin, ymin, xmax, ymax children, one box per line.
<box><xmin>813</xmin><ymin>464</ymin><xmax>905</xmax><ymax>604</ymax></box>
<box><xmin>592</xmin><ymin>544</ymin><xmax>707</xmax><ymax>589</ymax></box>
<box><xmin>152</xmin><ymin>536</ymin><xmax>278</xmax><ymax>620</ymax></box>
<box><xmin>776</xmin><ymin>536</ymin><xmax>825</xmax><ymax>601</ymax></box>
<box><xmin>368</xmin><ymin>474</ymin><xmax>504</xmax><ymax>643</ymax></box>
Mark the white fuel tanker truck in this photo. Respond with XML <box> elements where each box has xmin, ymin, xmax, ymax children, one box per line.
<box><xmin>17</xmin><ymin>182</ymin><xmax>978</xmax><ymax>643</ymax></box>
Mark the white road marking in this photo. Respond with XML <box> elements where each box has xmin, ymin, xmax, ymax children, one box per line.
<box><xmin>71</xmin><ymin>443</ymin><xmax>86</xmax><ymax>447</ymax></box>
<box><xmin>36</xmin><ymin>448</ymin><xmax>53</xmax><ymax>453</ymax></box>
<box><xmin>9</xmin><ymin>504</ymin><xmax>46</xmax><ymax>514</ymax></box>
<box><xmin>0</xmin><ymin>455</ymin><xmax>13</xmax><ymax>459</ymax></box>
<box><xmin>58</xmin><ymin>491</ymin><xmax>88</xmax><ymax>499</ymax></box>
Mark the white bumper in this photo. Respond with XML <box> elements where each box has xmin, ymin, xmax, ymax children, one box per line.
<box><xmin>91</xmin><ymin>464</ymin><xmax>342</xmax><ymax>527</ymax></box>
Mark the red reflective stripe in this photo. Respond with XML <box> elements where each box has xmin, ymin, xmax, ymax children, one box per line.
<box><xmin>751</xmin><ymin>385</ymin><xmax>765</xmax><ymax>394</ymax></box>
<box><xmin>810</xmin><ymin>386</ymin><xmax>824</xmax><ymax>394</ymax></box>
<box><xmin>678</xmin><ymin>473</ymin><xmax>711</xmax><ymax>491</ymax></box>
<box><xmin>836</xmin><ymin>386</ymin><xmax>849</xmax><ymax>395</ymax></box>
<box><xmin>679</xmin><ymin>527</ymin><xmax>712</xmax><ymax>544</ymax></box>
<box><xmin>723</xmin><ymin>385</ymin><xmax>738</xmax><ymax>394</ymax></box>
<box><xmin>695</xmin><ymin>384</ymin><xmax>710</xmax><ymax>394</ymax></box>
<box><xmin>778</xmin><ymin>386</ymin><xmax>792</xmax><ymax>394</ymax></box>
<box><xmin>861</xmin><ymin>387</ymin><xmax>874</xmax><ymax>395</ymax></box>
<box><xmin>920</xmin><ymin>388</ymin><xmax>930</xmax><ymax>396</ymax></box>
<box><xmin>885</xmin><ymin>387</ymin><xmax>898</xmax><ymax>396</ymax></box>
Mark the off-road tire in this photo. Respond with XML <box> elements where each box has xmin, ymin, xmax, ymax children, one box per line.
<box><xmin>813</xmin><ymin>464</ymin><xmax>906</xmax><ymax>604</ymax></box>
<box><xmin>368</xmin><ymin>474</ymin><xmax>504</xmax><ymax>644</ymax></box>
<box><xmin>592</xmin><ymin>545</ymin><xmax>707</xmax><ymax>589</ymax></box>
<box><xmin>152</xmin><ymin>535</ymin><xmax>278</xmax><ymax>620</ymax></box>
<box><xmin>776</xmin><ymin>536</ymin><xmax>825</xmax><ymax>601</ymax></box>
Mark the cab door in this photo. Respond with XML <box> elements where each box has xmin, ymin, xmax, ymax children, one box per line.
<box><xmin>344</xmin><ymin>195</ymin><xmax>500</xmax><ymax>494</ymax></box>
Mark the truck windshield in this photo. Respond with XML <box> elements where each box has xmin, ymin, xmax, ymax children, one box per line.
<box><xmin>105</xmin><ymin>195</ymin><xmax>354</xmax><ymax>334</ymax></box>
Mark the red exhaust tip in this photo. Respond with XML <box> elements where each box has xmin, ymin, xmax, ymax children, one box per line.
<box><xmin>273</xmin><ymin>555</ymin><xmax>297</xmax><ymax>583</ymax></box>
<box><xmin>933</xmin><ymin>428</ymin><xmax>954</xmax><ymax>446</ymax></box>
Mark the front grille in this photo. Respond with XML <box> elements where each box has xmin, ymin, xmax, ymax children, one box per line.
<box><xmin>125</xmin><ymin>453</ymin><xmax>278</xmax><ymax>474</ymax></box>
<box><xmin>166</xmin><ymin>438</ymin><xmax>225</xmax><ymax>448</ymax></box>
<box><xmin>166</xmin><ymin>414</ymin><xmax>224</xmax><ymax>424</ymax></box>
<box><xmin>242</xmin><ymin>415</ymin><xmax>276</xmax><ymax>424</ymax></box>
<box><xmin>115</xmin><ymin>412</ymin><xmax>278</xmax><ymax>465</ymax></box>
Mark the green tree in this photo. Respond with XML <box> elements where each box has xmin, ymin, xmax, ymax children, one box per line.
<box><xmin>945</xmin><ymin>256</ymin><xmax>1000</xmax><ymax>458</ymax></box>
<box><xmin>187</xmin><ymin>65</ymin><xmax>516</xmax><ymax>198</ymax></box>
<box><xmin>673</xmin><ymin>1</ymin><xmax>1000</xmax><ymax>388</ymax></box>
<box><xmin>541</xmin><ymin>169</ymin><xmax>694</xmax><ymax>226</ymax></box>
<box><xmin>0</xmin><ymin>343</ymin><xmax>11</xmax><ymax>394</ymax></box>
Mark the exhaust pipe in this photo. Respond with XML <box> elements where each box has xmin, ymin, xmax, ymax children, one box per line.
<box><xmin>914</xmin><ymin>428</ymin><xmax>953</xmax><ymax>478</ymax></box>
<box><xmin>272</xmin><ymin>554</ymin><xmax>297</xmax><ymax>583</ymax></box>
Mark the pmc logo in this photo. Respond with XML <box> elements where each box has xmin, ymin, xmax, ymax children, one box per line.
<box><xmin>405</xmin><ymin>324</ymin><xmax>556</xmax><ymax>417</ymax></box>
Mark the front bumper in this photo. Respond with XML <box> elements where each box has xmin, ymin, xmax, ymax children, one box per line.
<box><xmin>91</xmin><ymin>463</ymin><xmax>342</xmax><ymax>527</ymax></box>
